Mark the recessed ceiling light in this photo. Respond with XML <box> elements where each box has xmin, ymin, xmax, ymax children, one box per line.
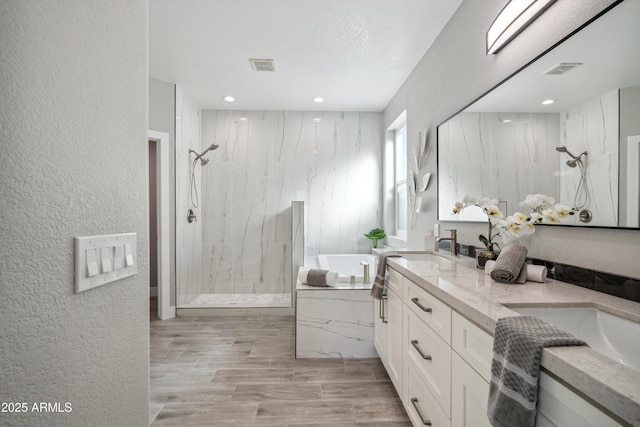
<box><xmin>312</xmin><ymin>97</ymin><xmax>324</xmax><ymax>103</ymax></box>
<box><xmin>239</xmin><ymin>117</ymin><xmax>248</xmax><ymax>121</ymax></box>
<box><xmin>542</xmin><ymin>99</ymin><xmax>555</xmax><ymax>105</ymax></box>
<box><xmin>502</xmin><ymin>119</ymin><xmax>512</xmax><ymax>123</ymax></box>
<box><xmin>223</xmin><ymin>96</ymin><xmax>235</xmax><ymax>102</ymax></box>
<box><xmin>313</xmin><ymin>118</ymin><xmax>321</xmax><ymax>122</ymax></box>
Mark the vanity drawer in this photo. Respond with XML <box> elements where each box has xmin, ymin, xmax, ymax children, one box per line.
<box><xmin>404</xmin><ymin>361</ymin><xmax>451</xmax><ymax>427</ymax></box>
<box><xmin>404</xmin><ymin>308</ymin><xmax>451</xmax><ymax>417</ymax></box>
<box><xmin>387</xmin><ymin>267</ymin><xmax>403</xmax><ymax>296</ymax></box>
<box><xmin>404</xmin><ymin>279</ymin><xmax>452</xmax><ymax>344</ymax></box>
<box><xmin>451</xmin><ymin>311</ymin><xmax>493</xmax><ymax>381</ymax></box>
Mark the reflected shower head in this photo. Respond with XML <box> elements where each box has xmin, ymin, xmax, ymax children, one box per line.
<box><xmin>200</xmin><ymin>157</ymin><xmax>210</xmax><ymax>166</ymax></box>
<box><xmin>555</xmin><ymin>145</ymin><xmax>568</xmax><ymax>153</ymax></box>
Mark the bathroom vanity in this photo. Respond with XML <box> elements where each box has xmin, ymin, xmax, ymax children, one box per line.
<box><xmin>374</xmin><ymin>251</ymin><xmax>640</xmax><ymax>427</ymax></box>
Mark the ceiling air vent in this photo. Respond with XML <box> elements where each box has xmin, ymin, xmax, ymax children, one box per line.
<box><xmin>250</xmin><ymin>59</ymin><xmax>276</xmax><ymax>72</ymax></box>
<box><xmin>544</xmin><ymin>62</ymin><xmax>583</xmax><ymax>75</ymax></box>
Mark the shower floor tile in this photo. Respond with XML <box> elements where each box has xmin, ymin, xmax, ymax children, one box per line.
<box><xmin>189</xmin><ymin>293</ymin><xmax>292</xmax><ymax>308</ymax></box>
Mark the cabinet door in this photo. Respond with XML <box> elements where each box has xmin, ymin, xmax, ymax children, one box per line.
<box><xmin>536</xmin><ymin>371</ymin><xmax>623</xmax><ymax>427</ymax></box>
<box><xmin>451</xmin><ymin>352</ymin><xmax>492</xmax><ymax>427</ymax></box>
<box><xmin>387</xmin><ymin>288</ymin><xmax>403</xmax><ymax>394</ymax></box>
<box><xmin>405</xmin><ymin>308</ymin><xmax>451</xmax><ymax>417</ymax></box>
<box><xmin>373</xmin><ymin>296</ymin><xmax>388</xmax><ymax>363</ymax></box>
<box><xmin>405</xmin><ymin>360</ymin><xmax>451</xmax><ymax>427</ymax></box>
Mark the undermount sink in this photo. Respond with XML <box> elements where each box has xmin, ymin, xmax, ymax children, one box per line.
<box><xmin>507</xmin><ymin>305</ymin><xmax>640</xmax><ymax>371</ymax></box>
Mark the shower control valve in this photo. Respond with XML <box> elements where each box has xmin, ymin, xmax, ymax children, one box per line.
<box><xmin>187</xmin><ymin>209</ymin><xmax>197</xmax><ymax>223</ymax></box>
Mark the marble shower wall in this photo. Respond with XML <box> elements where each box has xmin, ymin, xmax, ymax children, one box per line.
<box><xmin>200</xmin><ymin>111</ymin><xmax>382</xmax><ymax>296</ymax></box>
<box><xmin>558</xmin><ymin>89</ymin><xmax>619</xmax><ymax>226</ymax></box>
<box><xmin>439</xmin><ymin>112</ymin><xmax>560</xmax><ymax>221</ymax></box>
<box><xmin>175</xmin><ymin>87</ymin><xmax>202</xmax><ymax>306</ymax></box>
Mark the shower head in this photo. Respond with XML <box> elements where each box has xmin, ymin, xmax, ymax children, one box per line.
<box><xmin>555</xmin><ymin>145</ymin><xmax>588</xmax><ymax>162</ymax></box>
<box><xmin>189</xmin><ymin>143</ymin><xmax>219</xmax><ymax>166</ymax></box>
<box><xmin>556</xmin><ymin>145</ymin><xmax>579</xmax><ymax>159</ymax></box>
<box><xmin>202</xmin><ymin>143</ymin><xmax>219</xmax><ymax>155</ymax></box>
<box><xmin>566</xmin><ymin>159</ymin><xmax>578</xmax><ymax>168</ymax></box>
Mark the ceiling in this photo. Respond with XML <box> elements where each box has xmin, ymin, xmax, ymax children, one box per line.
<box><xmin>149</xmin><ymin>0</ymin><xmax>462</xmax><ymax>112</ymax></box>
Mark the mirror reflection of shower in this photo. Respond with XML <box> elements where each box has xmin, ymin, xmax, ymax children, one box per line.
<box><xmin>188</xmin><ymin>143</ymin><xmax>218</xmax><ymax>209</ymax></box>
<box><xmin>556</xmin><ymin>145</ymin><xmax>591</xmax><ymax>222</ymax></box>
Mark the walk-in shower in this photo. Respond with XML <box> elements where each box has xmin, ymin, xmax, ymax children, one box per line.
<box><xmin>556</xmin><ymin>145</ymin><xmax>591</xmax><ymax>222</ymax></box>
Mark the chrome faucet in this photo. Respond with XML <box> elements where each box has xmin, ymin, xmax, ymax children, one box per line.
<box><xmin>436</xmin><ymin>229</ymin><xmax>457</xmax><ymax>256</ymax></box>
<box><xmin>361</xmin><ymin>261</ymin><xmax>370</xmax><ymax>285</ymax></box>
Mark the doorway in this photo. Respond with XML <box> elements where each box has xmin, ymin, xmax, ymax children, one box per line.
<box><xmin>148</xmin><ymin>130</ymin><xmax>174</xmax><ymax>319</ymax></box>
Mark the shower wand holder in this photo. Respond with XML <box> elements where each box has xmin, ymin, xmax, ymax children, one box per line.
<box><xmin>187</xmin><ymin>209</ymin><xmax>197</xmax><ymax>223</ymax></box>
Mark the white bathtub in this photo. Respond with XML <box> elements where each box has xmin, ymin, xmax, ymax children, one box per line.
<box><xmin>317</xmin><ymin>253</ymin><xmax>377</xmax><ymax>282</ymax></box>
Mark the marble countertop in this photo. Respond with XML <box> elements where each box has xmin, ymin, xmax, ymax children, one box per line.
<box><xmin>386</xmin><ymin>251</ymin><xmax>640</xmax><ymax>426</ymax></box>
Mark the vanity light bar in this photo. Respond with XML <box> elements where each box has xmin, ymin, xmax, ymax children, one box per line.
<box><xmin>487</xmin><ymin>0</ymin><xmax>556</xmax><ymax>55</ymax></box>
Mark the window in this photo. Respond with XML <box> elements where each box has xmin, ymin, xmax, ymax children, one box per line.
<box><xmin>394</xmin><ymin>126</ymin><xmax>407</xmax><ymax>238</ymax></box>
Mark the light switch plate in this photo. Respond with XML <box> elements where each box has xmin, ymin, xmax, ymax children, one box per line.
<box><xmin>75</xmin><ymin>233</ymin><xmax>137</xmax><ymax>293</ymax></box>
<box><xmin>433</xmin><ymin>223</ymin><xmax>440</xmax><ymax>237</ymax></box>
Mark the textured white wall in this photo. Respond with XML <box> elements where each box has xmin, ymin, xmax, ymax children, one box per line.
<box><xmin>0</xmin><ymin>1</ymin><xmax>149</xmax><ymax>426</ymax></box>
<box><xmin>384</xmin><ymin>0</ymin><xmax>640</xmax><ymax>278</ymax></box>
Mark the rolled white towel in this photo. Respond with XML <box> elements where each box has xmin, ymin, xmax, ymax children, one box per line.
<box><xmin>484</xmin><ymin>261</ymin><xmax>547</xmax><ymax>283</ymax></box>
<box><xmin>526</xmin><ymin>265</ymin><xmax>548</xmax><ymax>283</ymax></box>
<box><xmin>297</xmin><ymin>268</ymin><xmax>339</xmax><ymax>286</ymax></box>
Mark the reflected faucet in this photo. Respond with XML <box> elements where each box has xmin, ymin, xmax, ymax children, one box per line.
<box><xmin>361</xmin><ymin>261</ymin><xmax>370</xmax><ymax>285</ymax></box>
<box><xmin>436</xmin><ymin>229</ymin><xmax>458</xmax><ymax>256</ymax></box>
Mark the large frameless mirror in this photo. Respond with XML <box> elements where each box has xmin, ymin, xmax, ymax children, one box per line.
<box><xmin>437</xmin><ymin>0</ymin><xmax>640</xmax><ymax>229</ymax></box>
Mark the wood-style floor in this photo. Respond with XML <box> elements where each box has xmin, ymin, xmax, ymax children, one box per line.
<box><xmin>149</xmin><ymin>298</ymin><xmax>411</xmax><ymax>426</ymax></box>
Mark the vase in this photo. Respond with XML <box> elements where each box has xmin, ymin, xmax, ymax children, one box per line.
<box><xmin>476</xmin><ymin>250</ymin><xmax>498</xmax><ymax>269</ymax></box>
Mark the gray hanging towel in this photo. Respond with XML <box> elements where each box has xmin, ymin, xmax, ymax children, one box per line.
<box><xmin>370</xmin><ymin>252</ymin><xmax>401</xmax><ymax>300</ymax></box>
<box><xmin>487</xmin><ymin>316</ymin><xmax>587</xmax><ymax>427</ymax></box>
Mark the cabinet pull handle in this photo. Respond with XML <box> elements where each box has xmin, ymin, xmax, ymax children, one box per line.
<box><xmin>411</xmin><ymin>297</ymin><xmax>432</xmax><ymax>313</ymax></box>
<box><xmin>381</xmin><ymin>295</ymin><xmax>388</xmax><ymax>323</ymax></box>
<box><xmin>410</xmin><ymin>397</ymin><xmax>432</xmax><ymax>426</ymax></box>
<box><xmin>411</xmin><ymin>339</ymin><xmax>432</xmax><ymax>360</ymax></box>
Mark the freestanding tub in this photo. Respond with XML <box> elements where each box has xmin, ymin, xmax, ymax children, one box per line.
<box><xmin>317</xmin><ymin>253</ymin><xmax>377</xmax><ymax>282</ymax></box>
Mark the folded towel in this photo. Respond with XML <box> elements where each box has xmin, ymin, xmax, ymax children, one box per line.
<box><xmin>484</xmin><ymin>261</ymin><xmax>547</xmax><ymax>283</ymax></box>
<box><xmin>487</xmin><ymin>316</ymin><xmax>587</xmax><ymax>427</ymax></box>
<box><xmin>490</xmin><ymin>245</ymin><xmax>528</xmax><ymax>283</ymax></box>
<box><xmin>370</xmin><ymin>252</ymin><xmax>402</xmax><ymax>300</ymax></box>
<box><xmin>298</xmin><ymin>269</ymin><xmax>338</xmax><ymax>287</ymax></box>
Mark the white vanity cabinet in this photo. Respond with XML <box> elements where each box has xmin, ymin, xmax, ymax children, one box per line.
<box><xmin>372</xmin><ymin>267</ymin><xmax>625</xmax><ymax>427</ymax></box>
<box><xmin>451</xmin><ymin>311</ymin><xmax>493</xmax><ymax>427</ymax></box>
<box><xmin>373</xmin><ymin>267</ymin><xmax>404</xmax><ymax>395</ymax></box>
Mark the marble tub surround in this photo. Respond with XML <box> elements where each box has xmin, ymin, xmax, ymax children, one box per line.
<box><xmin>198</xmin><ymin>111</ymin><xmax>382</xmax><ymax>303</ymax></box>
<box><xmin>296</xmin><ymin>281</ymin><xmax>375</xmax><ymax>358</ymax></box>
<box><xmin>386</xmin><ymin>251</ymin><xmax>640</xmax><ymax>426</ymax></box>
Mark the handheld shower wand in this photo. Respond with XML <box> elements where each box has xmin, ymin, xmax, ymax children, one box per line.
<box><xmin>188</xmin><ymin>143</ymin><xmax>219</xmax><ymax>209</ymax></box>
<box><xmin>555</xmin><ymin>145</ymin><xmax>588</xmax><ymax>168</ymax></box>
<box><xmin>555</xmin><ymin>145</ymin><xmax>590</xmax><ymax>220</ymax></box>
<box><xmin>189</xmin><ymin>143</ymin><xmax>219</xmax><ymax>165</ymax></box>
